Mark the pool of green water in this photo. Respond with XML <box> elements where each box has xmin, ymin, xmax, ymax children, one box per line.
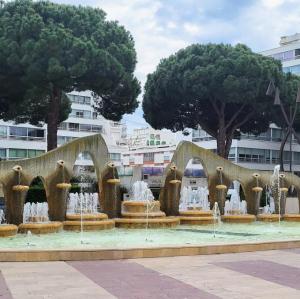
<box><xmin>0</xmin><ymin>222</ymin><xmax>299</xmax><ymax>250</ymax></box>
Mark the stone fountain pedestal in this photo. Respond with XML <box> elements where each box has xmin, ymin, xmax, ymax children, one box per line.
<box><xmin>63</xmin><ymin>213</ymin><xmax>114</xmax><ymax>231</ymax></box>
<box><xmin>257</xmin><ymin>214</ymin><xmax>281</xmax><ymax>222</ymax></box>
<box><xmin>115</xmin><ymin>201</ymin><xmax>179</xmax><ymax>228</ymax></box>
<box><xmin>221</xmin><ymin>214</ymin><xmax>256</xmax><ymax>223</ymax></box>
<box><xmin>18</xmin><ymin>222</ymin><xmax>63</xmax><ymax>234</ymax></box>
<box><xmin>282</xmin><ymin>214</ymin><xmax>300</xmax><ymax>222</ymax></box>
<box><xmin>179</xmin><ymin>209</ymin><xmax>214</xmax><ymax>225</ymax></box>
<box><xmin>0</xmin><ymin>224</ymin><xmax>18</xmax><ymax>237</ymax></box>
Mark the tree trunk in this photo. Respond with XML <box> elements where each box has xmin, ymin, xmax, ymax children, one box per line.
<box><xmin>216</xmin><ymin>115</ymin><xmax>229</xmax><ymax>158</ymax></box>
<box><xmin>279</xmin><ymin>128</ymin><xmax>290</xmax><ymax>172</ymax></box>
<box><xmin>47</xmin><ymin>87</ymin><xmax>61</xmax><ymax>151</ymax></box>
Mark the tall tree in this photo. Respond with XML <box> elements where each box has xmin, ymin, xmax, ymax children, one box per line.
<box><xmin>0</xmin><ymin>0</ymin><xmax>140</xmax><ymax>150</ymax></box>
<box><xmin>268</xmin><ymin>73</ymin><xmax>300</xmax><ymax>171</ymax></box>
<box><xmin>143</xmin><ymin>43</ymin><xmax>283</xmax><ymax>158</ymax></box>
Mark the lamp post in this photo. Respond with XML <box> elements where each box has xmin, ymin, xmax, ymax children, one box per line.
<box><xmin>266</xmin><ymin>80</ymin><xmax>300</xmax><ymax>172</ymax></box>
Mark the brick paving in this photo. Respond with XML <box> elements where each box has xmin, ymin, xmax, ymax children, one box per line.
<box><xmin>0</xmin><ymin>249</ymin><xmax>300</xmax><ymax>298</ymax></box>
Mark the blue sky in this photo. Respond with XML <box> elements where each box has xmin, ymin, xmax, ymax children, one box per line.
<box><xmin>53</xmin><ymin>0</ymin><xmax>300</xmax><ymax>131</ymax></box>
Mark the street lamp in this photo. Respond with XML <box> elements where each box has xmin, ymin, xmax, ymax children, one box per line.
<box><xmin>266</xmin><ymin>80</ymin><xmax>300</xmax><ymax>172</ymax></box>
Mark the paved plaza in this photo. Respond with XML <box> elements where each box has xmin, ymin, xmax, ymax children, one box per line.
<box><xmin>0</xmin><ymin>249</ymin><xmax>299</xmax><ymax>298</ymax></box>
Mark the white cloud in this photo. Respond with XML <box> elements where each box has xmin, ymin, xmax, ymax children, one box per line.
<box><xmin>183</xmin><ymin>22</ymin><xmax>202</xmax><ymax>36</ymax></box>
<box><xmin>73</xmin><ymin>0</ymin><xmax>300</xmax><ymax>131</ymax></box>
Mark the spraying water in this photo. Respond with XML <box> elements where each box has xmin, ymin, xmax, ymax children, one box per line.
<box><xmin>270</xmin><ymin>165</ymin><xmax>282</xmax><ymax>225</ymax></box>
<box><xmin>130</xmin><ymin>181</ymin><xmax>155</xmax><ymax>241</ymax></box>
<box><xmin>67</xmin><ymin>193</ymin><xmax>99</xmax><ymax>214</ymax></box>
<box><xmin>179</xmin><ymin>186</ymin><xmax>210</xmax><ymax>211</ymax></box>
<box><xmin>23</xmin><ymin>202</ymin><xmax>49</xmax><ymax>223</ymax></box>
<box><xmin>224</xmin><ymin>181</ymin><xmax>247</xmax><ymax>215</ymax></box>
<box><xmin>213</xmin><ymin>202</ymin><xmax>221</xmax><ymax>238</ymax></box>
<box><xmin>0</xmin><ymin>209</ymin><xmax>5</xmax><ymax>224</ymax></box>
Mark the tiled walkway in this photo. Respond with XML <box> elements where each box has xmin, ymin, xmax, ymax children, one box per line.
<box><xmin>1</xmin><ymin>249</ymin><xmax>300</xmax><ymax>298</ymax></box>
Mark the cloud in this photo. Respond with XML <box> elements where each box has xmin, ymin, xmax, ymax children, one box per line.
<box><xmin>53</xmin><ymin>0</ymin><xmax>300</xmax><ymax>131</ymax></box>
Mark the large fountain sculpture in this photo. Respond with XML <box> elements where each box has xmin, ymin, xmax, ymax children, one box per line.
<box><xmin>221</xmin><ymin>181</ymin><xmax>256</xmax><ymax>223</ymax></box>
<box><xmin>179</xmin><ymin>186</ymin><xmax>214</xmax><ymax>225</ymax></box>
<box><xmin>63</xmin><ymin>192</ymin><xmax>114</xmax><ymax>231</ymax></box>
<box><xmin>115</xmin><ymin>181</ymin><xmax>179</xmax><ymax>228</ymax></box>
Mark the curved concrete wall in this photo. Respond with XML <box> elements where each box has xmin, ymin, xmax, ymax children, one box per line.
<box><xmin>160</xmin><ymin>141</ymin><xmax>300</xmax><ymax>215</ymax></box>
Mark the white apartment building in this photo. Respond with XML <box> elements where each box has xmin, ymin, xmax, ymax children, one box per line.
<box><xmin>0</xmin><ymin>91</ymin><xmax>126</xmax><ymax>168</ymax></box>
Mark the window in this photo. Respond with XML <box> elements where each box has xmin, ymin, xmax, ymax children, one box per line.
<box><xmin>58</xmin><ymin>122</ymin><xmax>68</xmax><ymax>130</ymax></box>
<box><xmin>109</xmin><ymin>153</ymin><xmax>121</xmax><ymax>161</ymax></box>
<box><xmin>0</xmin><ymin>148</ymin><xmax>6</xmax><ymax>159</ymax></box>
<box><xmin>67</xmin><ymin>94</ymin><xmax>91</xmax><ymax>105</ymax></box>
<box><xmin>144</xmin><ymin>152</ymin><xmax>154</xmax><ymax>162</ymax></box>
<box><xmin>150</xmin><ymin>140</ymin><xmax>155</xmax><ymax>146</ymax></box>
<box><xmin>27</xmin><ymin>128</ymin><xmax>44</xmax><ymax>139</ymax></box>
<box><xmin>80</xmin><ymin>124</ymin><xmax>92</xmax><ymax>132</ymax></box>
<box><xmin>156</xmin><ymin>141</ymin><xmax>160</xmax><ymax>145</ymax></box>
<box><xmin>69</xmin><ymin>123</ymin><xmax>79</xmax><ymax>131</ymax></box>
<box><xmin>272</xmin><ymin>128</ymin><xmax>282</xmax><ymax>141</ymax></box>
<box><xmin>91</xmin><ymin>125</ymin><xmax>102</xmax><ymax>132</ymax></box>
<box><xmin>161</xmin><ymin>141</ymin><xmax>166</xmax><ymax>145</ymax></box>
<box><xmin>70</xmin><ymin>109</ymin><xmax>91</xmax><ymax>119</ymax></box>
<box><xmin>238</xmin><ymin>148</ymin><xmax>270</xmax><ymax>164</ymax></box>
<box><xmin>0</xmin><ymin>126</ymin><xmax>7</xmax><ymax>137</ymax></box>
<box><xmin>150</xmin><ymin>134</ymin><xmax>155</xmax><ymax>139</ymax></box>
<box><xmin>28</xmin><ymin>149</ymin><xmax>45</xmax><ymax>158</ymax></box>
<box><xmin>9</xmin><ymin>127</ymin><xmax>27</xmax><ymax>138</ymax></box>
<box><xmin>9</xmin><ymin>149</ymin><xmax>27</xmax><ymax>158</ymax></box>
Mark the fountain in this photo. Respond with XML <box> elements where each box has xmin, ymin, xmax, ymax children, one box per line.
<box><xmin>18</xmin><ymin>202</ymin><xmax>62</xmax><ymax>234</ymax></box>
<box><xmin>115</xmin><ymin>181</ymin><xmax>179</xmax><ymax>228</ymax></box>
<box><xmin>213</xmin><ymin>202</ymin><xmax>221</xmax><ymax>237</ymax></box>
<box><xmin>221</xmin><ymin>181</ymin><xmax>256</xmax><ymax>223</ymax></box>
<box><xmin>0</xmin><ymin>208</ymin><xmax>18</xmax><ymax>237</ymax></box>
<box><xmin>179</xmin><ymin>186</ymin><xmax>214</xmax><ymax>225</ymax></box>
<box><xmin>63</xmin><ymin>192</ymin><xmax>114</xmax><ymax>231</ymax></box>
<box><xmin>257</xmin><ymin>165</ymin><xmax>283</xmax><ymax>222</ymax></box>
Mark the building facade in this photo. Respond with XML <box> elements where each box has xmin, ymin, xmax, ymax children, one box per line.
<box><xmin>0</xmin><ymin>91</ymin><xmax>126</xmax><ymax>168</ymax></box>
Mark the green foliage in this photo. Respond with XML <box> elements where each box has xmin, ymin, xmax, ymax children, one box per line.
<box><xmin>143</xmin><ymin>43</ymin><xmax>283</xmax><ymax>157</ymax></box>
<box><xmin>0</xmin><ymin>0</ymin><xmax>140</xmax><ymax>148</ymax></box>
<box><xmin>25</xmin><ymin>185</ymin><xmax>47</xmax><ymax>203</ymax></box>
<box><xmin>69</xmin><ymin>184</ymin><xmax>81</xmax><ymax>194</ymax></box>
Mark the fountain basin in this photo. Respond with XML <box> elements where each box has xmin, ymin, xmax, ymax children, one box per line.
<box><xmin>122</xmin><ymin>200</ymin><xmax>161</xmax><ymax>213</ymax></box>
<box><xmin>283</xmin><ymin>214</ymin><xmax>300</xmax><ymax>222</ymax></box>
<box><xmin>28</xmin><ymin>216</ymin><xmax>49</xmax><ymax>223</ymax></box>
<box><xmin>66</xmin><ymin>213</ymin><xmax>108</xmax><ymax>221</ymax></box>
<box><xmin>121</xmin><ymin>211</ymin><xmax>166</xmax><ymax>218</ymax></box>
<box><xmin>179</xmin><ymin>210</ymin><xmax>214</xmax><ymax>225</ymax></box>
<box><xmin>115</xmin><ymin>217</ymin><xmax>179</xmax><ymax>229</ymax></box>
<box><xmin>0</xmin><ymin>225</ymin><xmax>18</xmax><ymax>237</ymax></box>
<box><xmin>18</xmin><ymin>222</ymin><xmax>62</xmax><ymax>234</ymax></box>
<box><xmin>257</xmin><ymin>214</ymin><xmax>281</xmax><ymax>222</ymax></box>
<box><xmin>180</xmin><ymin>216</ymin><xmax>214</xmax><ymax>225</ymax></box>
<box><xmin>221</xmin><ymin>215</ymin><xmax>256</xmax><ymax>223</ymax></box>
<box><xmin>63</xmin><ymin>220</ymin><xmax>114</xmax><ymax>231</ymax></box>
<box><xmin>180</xmin><ymin>210</ymin><xmax>212</xmax><ymax>217</ymax></box>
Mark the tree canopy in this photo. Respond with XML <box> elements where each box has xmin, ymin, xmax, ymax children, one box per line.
<box><xmin>0</xmin><ymin>0</ymin><xmax>140</xmax><ymax>150</ymax></box>
<box><xmin>143</xmin><ymin>43</ymin><xmax>284</xmax><ymax>158</ymax></box>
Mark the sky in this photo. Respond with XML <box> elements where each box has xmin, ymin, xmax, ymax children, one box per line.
<box><xmin>53</xmin><ymin>0</ymin><xmax>300</xmax><ymax>132</ymax></box>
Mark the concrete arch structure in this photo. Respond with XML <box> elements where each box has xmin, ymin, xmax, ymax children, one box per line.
<box><xmin>160</xmin><ymin>141</ymin><xmax>300</xmax><ymax>215</ymax></box>
<box><xmin>0</xmin><ymin>134</ymin><xmax>116</xmax><ymax>224</ymax></box>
